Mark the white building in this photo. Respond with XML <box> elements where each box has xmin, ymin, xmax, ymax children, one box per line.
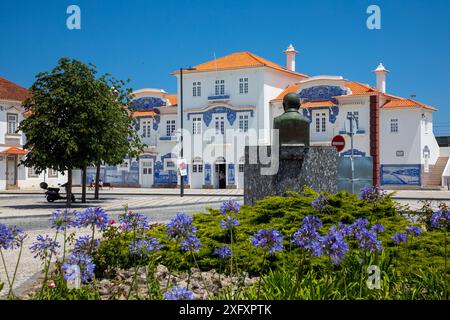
<box><xmin>127</xmin><ymin>46</ymin><xmax>447</xmax><ymax>189</ymax></box>
<box><xmin>0</xmin><ymin>77</ymin><xmax>66</xmax><ymax>190</ymax></box>
<box><xmin>2</xmin><ymin>45</ymin><xmax>447</xmax><ymax>190</ymax></box>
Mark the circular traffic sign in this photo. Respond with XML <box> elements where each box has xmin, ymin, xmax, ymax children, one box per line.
<box><xmin>331</xmin><ymin>135</ymin><xmax>345</xmax><ymax>152</ymax></box>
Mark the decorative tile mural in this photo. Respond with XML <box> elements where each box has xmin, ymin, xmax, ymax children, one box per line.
<box><xmin>187</xmin><ymin>106</ymin><xmax>254</xmax><ymax>127</ymax></box>
<box><xmin>298</xmin><ymin>85</ymin><xmax>347</xmax><ymax>103</ymax></box>
<box><xmin>131</xmin><ymin>97</ymin><xmax>166</xmax><ymax>111</ymax></box>
<box><xmin>381</xmin><ymin>164</ymin><xmax>421</xmax><ymax>186</ymax></box>
<box><xmin>228</xmin><ymin>163</ymin><xmax>235</xmax><ymax>185</ymax></box>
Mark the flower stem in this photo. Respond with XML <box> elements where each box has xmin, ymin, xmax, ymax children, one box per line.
<box><xmin>0</xmin><ymin>248</ymin><xmax>12</xmax><ymax>295</ymax></box>
<box><xmin>7</xmin><ymin>240</ymin><xmax>24</xmax><ymax>299</ymax></box>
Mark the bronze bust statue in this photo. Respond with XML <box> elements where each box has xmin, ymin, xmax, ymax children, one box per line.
<box><xmin>273</xmin><ymin>93</ymin><xmax>310</xmax><ymax>146</ymax></box>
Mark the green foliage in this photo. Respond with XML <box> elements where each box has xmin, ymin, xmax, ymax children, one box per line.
<box><xmin>31</xmin><ymin>277</ymin><xmax>100</xmax><ymax>300</ymax></box>
<box><xmin>92</xmin><ymin>188</ymin><xmax>448</xmax><ymax>300</ymax></box>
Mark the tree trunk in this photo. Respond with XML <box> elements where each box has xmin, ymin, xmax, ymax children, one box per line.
<box><xmin>81</xmin><ymin>166</ymin><xmax>87</xmax><ymax>203</ymax></box>
<box><xmin>66</xmin><ymin>168</ymin><xmax>72</xmax><ymax>208</ymax></box>
<box><xmin>94</xmin><ymin>161</ymin><xmax>101</xmax><ymax>200</ymax></box>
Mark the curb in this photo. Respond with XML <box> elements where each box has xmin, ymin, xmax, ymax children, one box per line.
<box><xmin>0</xmin><ymin>199</ymin><xmax>240</xmax><ymax>221</ymax></box>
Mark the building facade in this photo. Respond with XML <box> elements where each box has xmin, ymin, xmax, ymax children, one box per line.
<box><xmin>0</xmin><ymin>77</ymin><xmax>67</xmax><ymax>190</ymax></box>
<box><xmin>2</xmin><ymin>45</ymin><xmax>447</xmax><ymax>190</ymax></box>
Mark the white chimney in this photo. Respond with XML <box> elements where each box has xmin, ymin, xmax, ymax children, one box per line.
<box><xmin>284</xmin><ymin>44</ymin><xmax>298</xmax><ymax>72</ymax></box>
<box><xmin>373</xmin><ymin>63</ymin><xmax>390</xmax><ymax>93</ymax></box>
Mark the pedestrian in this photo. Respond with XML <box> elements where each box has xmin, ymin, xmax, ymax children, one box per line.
<box><xmin>99</xmin><ymin>178</ymin><xmax>104</xmax><ymax>190</ymax></box>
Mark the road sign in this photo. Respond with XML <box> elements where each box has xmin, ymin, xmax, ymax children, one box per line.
<box><xmin>332</xmin><ymin>135</ymin><xmax>346</xmax><ymax>152</ymax></box>
<box><xmin>178</xmin><ymin>158</ymin><xmax>188</xmax><ymax>176</ymax></box>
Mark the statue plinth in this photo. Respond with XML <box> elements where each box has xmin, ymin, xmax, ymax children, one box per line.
<box><xmin>244</xmin><ymin>145</ymin><xmax>338</xmax><ymax>205</ymax></box>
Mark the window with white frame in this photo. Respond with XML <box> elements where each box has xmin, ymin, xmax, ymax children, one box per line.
<box><xmin>192</xmin><ymin>82</ymin><xmax>201</xmax><ymax>97</ymax></box>
<box><xmin>215</xmin><ymin>80</ymin><xmax>225</xmax><ymax>96</ymax></box>
<box><xmin>347</xmin><ymin>111</ymin><xmax>359</xmax><ymax>129</ymax></box>
<box><xmin>28</xmin><ymin>167</ymin><xmax>39</xmax><ymax>178</ymax></box>
<box><xmin>315</xmin><ymin>112</ymin><xmax>326</xmax><ymax>132</ymax></box>
<box><xmin>239</xmin><ymin>78</ymin><xmax>248</xmax><ymax>94</ymax></box>
<box><xmin>239</xmin><ymin>164</ymin><xmax>245</xmax><ymax>173</ymax></box>
<box><xmin>166</xmin><ymin>120</ymin><xmax>176</xmax><ymax>136</ymax></box>
<box><xmin>142</xmin><ymin>161</ymin><xmax>153</xmax><ymax>175</ymax></box>
<box><xmin>390</xmin><ymin>118</ymin><xmax>399</xmax><ymax>133</ymax></box>
<box><xmin>7</xmin><ymin>114</ymin><xmax>18</xmax><ymax>134</ymax></box>
<box><xmin>215</xmin><ymin>116</ymin><xmax>225</xmax><ymax>135</ymax></box>
<box><xmin>48</xmin><ymin>169</ymin><xmax>58</xmax><ymax>178</ymax></box>
<box><xmin>239</xmin><ymin>114</ymin><xmax>249</xmax><ymax>132</ymax></box>
<box><xmin>166</xmin><ymin>160</ymin><xmax>175</xmax><ymax>169</ymax></box>
<box><xmin>193</xmin><ymin>117</ymin><xmax>202</xmax><ymax>135</ymax></box>
<box><xmin>142</xmin><ymin>120</ymin><xmax>151</xmax><ymax>138</ymax></box>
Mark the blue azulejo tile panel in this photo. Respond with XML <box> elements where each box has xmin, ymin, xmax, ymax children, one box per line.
<box><xmin>227</xmin><ymin>163</ymin><xmax>235</xmax><ymax>185</ymax></box>
<box><xmin>381</xmin><ymin>164</ymin><xmax>421</xmax><ymax>186</ymax></box>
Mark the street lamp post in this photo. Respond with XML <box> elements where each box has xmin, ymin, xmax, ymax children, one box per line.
<box><xmin>179</xmin><ymin>67</ymin><xmax>196</xmax><ymax>197</ymax></box>
<box><xmin>346</xmin><ymin>113</ymin><xmax>357</xmax><ymax>194</ymax></box>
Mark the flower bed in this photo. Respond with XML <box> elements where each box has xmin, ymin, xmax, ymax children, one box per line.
<box><xmin>1</xmin><ymin>187</ymin><xmax>449</xmax><ymax>300</ymax></box>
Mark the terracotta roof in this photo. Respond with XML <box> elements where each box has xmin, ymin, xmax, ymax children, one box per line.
<box><xmin>164</xmin><ymin>94</ymin><xmax>178</xmax><ymax>106</ymax></box>
<box><xmin>172</xmin><ymin>52</ymin><xmax>308</xmax><ymax>78</ymax></box>
<box><xmin>343</xmin><ymin>81</ymin><xmax>379</xmax><ymax>95</ymax></box>
<box><xmin>271</xmin><ymin>80</ymin><xmax>435</xmax><ymax>111</ymax></box>
<box><xmin>382</xmin><ymin>96</ymin><xmax>436</xmax><ymax>111</ymax></box>
<box><xmin>0</xmin><ymin>147</ymin><xmax>28</xmax><ymax>155</ymax></box>
<box><xmin>301</xmin><ymin>100</ymin><xmax>336</xmax><ymax>108</ymax></box>
<box><xmin>132</xmin><ymin>110</ymin><xmax>158</xmax><ymax>118</ymax></box>
<box><xmin>0</xmin><ymin>77</ymin><xmax>31</xmax><ymax>102</ymax></box>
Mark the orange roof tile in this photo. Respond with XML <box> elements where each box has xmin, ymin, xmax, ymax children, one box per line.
<box><xmin>164</xmin><ymin>94</ymin><xmax>178</xmax><ymax>106</ymax></box>
<box><xmin>274</xmin><ymin>83</ymin><xmax>301</xmax><ymax>101</ymax></box>
<box><xmin>343</xmin><ymin>81</ymin><xmax>379</xmax><ymax>95</ymax></box>
<box><xmin>0</xmin><ymin>147</ymin><xmax>28</xmax><ymax>155</ymax></box>
<box><xmin>382</xmin><ymin>96</ymin><xmax>436</xmax><ymax>111</ymax></box>
<box><xmin>132</xmin><ymin>110</ymin><xmax>158</xmax><ymax>118</ymax></box>
<box><xmin>0</xmin><ymin>77</ymin><xmax>31</xmax><ymax>102</ymax></box>
<box><xmin>172</xmin><ymin>52</ymin><xmax>308</xmax><ymax>78</ymax></box>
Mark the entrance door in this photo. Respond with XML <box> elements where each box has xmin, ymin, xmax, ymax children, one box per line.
<box><xmin>141</xmin><ymin>160</ymin><xmax>154</xmax><ymax>187</ymax></box>
<box><xmin>6</xmin><ymin>156</ymin><xmax>17</xmax><ymax>189</ymax></box>
<box><xmin>218</xmin><ymin>164</ymin><xmax>226</xmax><ymax>189</ymax></box>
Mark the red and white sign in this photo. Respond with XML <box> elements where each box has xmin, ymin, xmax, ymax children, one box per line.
<box><xmin>331</xmin><ymin>135</ymin><xmax>346</xmax><ymax>152</ymax></box>
<box><xmin>178</xmin><ymin>158</ymin><xmax>188</xmax><ymax>176</ymax></box>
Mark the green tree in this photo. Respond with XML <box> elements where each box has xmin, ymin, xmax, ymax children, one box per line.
<box><xmin>19</xmin><ymin>58</ymin><xmax>143</xmax><ymax>205</ymax></box>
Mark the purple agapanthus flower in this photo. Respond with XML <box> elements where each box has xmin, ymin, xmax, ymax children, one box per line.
<box><xmin>392</xmin><ymin>233</ymin><xmax>407</xmax><ymax>244</ymax></box>
<box><xmin>406</xmin><ymin>226</ymin><xmax>422</xmax><ymax>237</ymax></box>
<box><xmin>75</xmin><ymin>207</ymin><xmax>109</xmax><ymax>230</ymax></box>
<box><xmin>220</xmin><ymin>200</ymin><xmax>241</xmax><ymax>215</ymax></box>
<box><xmin>330</xmin><ymin>222</ymin><xmax>352</xmax><ymax>237</ymax></box>
<box><xmin>292</xmin><ymin>226</ymin><xmax>323</xmax><ymax>256</ymax></box>
<box><xmin>164</xmin><ymin>286</ymin><xmax>194</xmax><ymax>300</ymax></box>
<box><xmin>214</xmin><ymin>245</ymin><xmax>232</xmax><ymax>259</ymax></box>
<box><xmin>129</xmin><ymin>238</ymin><xmax>162</xmax><ymax>257</ymax></box>
<box><xmin>0</xmin><ymin>224</ymin><xmax>26</xmax><ymax>250</ymax></box>
<box><xmin>357</xmin><ymin>229</ymin><xmax>383</xmax><ymax>253</ymax></box>
<box><xmin>29</xmin><ymin>235</ymin><xmax>60</xmax><ymax>260</ymax></box>
<box><xmin>62</xmin><ymin>253</ymin><xmax>95</xmax><ymax>283</ymax></box>
<box><xmin>73</xmin><ymin>235</ymin><xmax>100</xmax><ymax>255</ymax></box>
<box><xmin>430</xmin><ymin>209</ymin><xmax>450</xmax><ymax>228</ymax></box>
<box><xmin>321</xmin><ymin>231</ymin><xmax>349</xmax><ymax>264</ymax></box>
<box><xmin>166</xmin><ymin>212</ymin><xmax>197</xmax><ymax>241</ymax></box>
<box><xmin>311</xmin><ymin>194</ymin><xmax>329</xmax><ymax>211</ymax></box>
<box><xmin>302</xmin><ymin>216</ymin><xmax>323</xmax><ymax>229</ymax></box>
<box><xmin>50</xmin><ymin>209</ymin><xmax>77</xmax><ymax>231</ymax></box>
<box><xmin>119</xmin><ymin>211</ymin><xmax>150</xmax><ymax>233</ymax></box>
<box><xmin>252</xmin><ymin>229</ymin><xmax>284</xmax><ymax>255</ymax></box>
<box><xmin>371</xmin><ymin>223</ymin><xmax>385</xmax><ymax>234</ymax></box>
<box><xmin>180</xmin><ymin>235</ymin><xmax>202</xmax><ymax>252</ymax></box>
<box><xmin>220</xmin><ymin>216</ymin><xmax>240</xmax><ymax>229</ymax></box>
<box><xmin>358</xmin><ymin>186</ymin><xmax>387</xmax><ymax>204</ymax></box>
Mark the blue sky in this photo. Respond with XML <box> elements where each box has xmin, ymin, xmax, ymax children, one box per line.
<box><xmin>1</xmin><ymin>0</ymin><xmax>449</xmax><ymax>135</ymax></box>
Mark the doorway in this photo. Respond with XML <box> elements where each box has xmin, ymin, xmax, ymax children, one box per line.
<box><xmin>218</xmin><ymin>164</ymin><xmax>226</xmax><ymax>189</ymax></box>
<box><xmin>141</xmin><ymin>160</ymin><xmax>154</xmax><ymax>187</ymax></box>
<box><xmin>6</xmin><ymin>155</ymin><xmax>17</xmax><ymax>189</ymax></box>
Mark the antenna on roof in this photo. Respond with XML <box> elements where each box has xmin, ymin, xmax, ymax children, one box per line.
<box><xmin>410</xmin><ymin>94</ymin><xmax>417</xmax><ymax>99</ymax></box>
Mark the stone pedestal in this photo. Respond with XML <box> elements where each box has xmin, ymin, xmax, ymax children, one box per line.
<box><xmin>244</xmin><ymin>145</ymin><xmax>338</xmax><ymax>205</ymax></box>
